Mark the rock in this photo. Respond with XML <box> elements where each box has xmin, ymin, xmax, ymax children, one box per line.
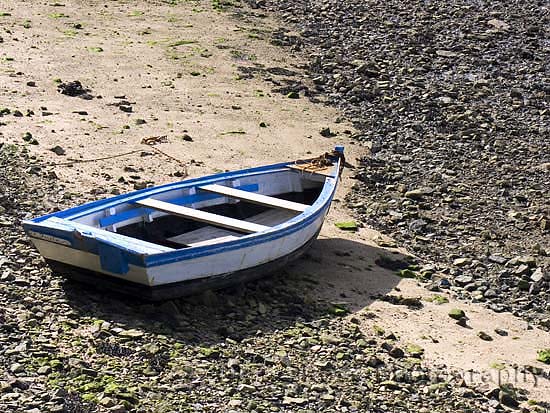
<box><xmin>404</xmin><ymin>189</ymin><xmax>426</xmax><ymax>200</ymax></box>
<box><xmin>49</xmin><ymin>146</ymin><xmax>65</xmax><ymax>156</ymax></box>
<box><xmin>509</xmin><ymin>88</ymin><xmax>523</xmax><ymax>99</ymax></box>
<box><xmin>498</xmin><ymin>390</ymin><xmax>519</xmax><ymax>408</ymax></box>
<box><xmin>319</xmin><ymin>127</ymin><xmax>336</xmax><ymax>137</ymax></box>
<box><xmin>494</xmin><ymin>328</ymin><xmax>508</xmax><ymax>336</ymax></box>
<box><xmin>483</xmin><ymin>289</ymin><xmax>498</xmax><ymax>299</ymax></box>
<box><xmin>133</xmin><ymin>182</ymin><xmax>147</xmax><ymax>190</ymax></box>
<box><xmin>37</xmin><ymin>366</ymin><xmax>52</xmax><ymax>375</ymax></box>
<box><xmin>453</xmin><ymin>258</ymin><xmax>471</xmax><ymax>267</ymax></box>
<box><xmin>181</xmin><ymin>134</ymin><xmax>193</xmax><ymax>142</ymax></box>
<box><xmin>448</xmin><ymin>309</ymin><xmax>466</xmax><ymax>320</ymax></box>
<box><xmin>406</xmin><ymin>344</ymin><xmax>424</xmax><ymax>358</ymax></box>
<box><xmin>387</xmin><ymin>346</ymin><xmax>405</xmax><ymax>358</ymax></box>
<box><xmin>367</xmin><ymin>355</ymin><xmax>383</xmax><ymax>367</ymax></box>
<box><xmin>159</xmin><ymin>300</ymin><xmax>180</xmax><ymax>316</ymax></box>
<box><xmin>454</xmin><ymin>275</ymin><xmax>473</xmax><ymax>286</ymax></box>
<box><xmin>517</xmin><ymin>280</ymin><xmax>530</xmax><ymax>291</ymax></box>
<box><xmin>374</xmin><ymin>255</ymin><xmax>410</xmax><ymax>271</ymax></box>
<box><xmin>57</xmin><ymin>80</ymin><xmax>93</xmax><ymax>99</ymax></box>
<box><xmin>380</xmin><ymin>380</ymin><xmax>401</xmax><ymax>390</ymax></box>
<box><xmin>488</xmin><ymin>255</ymin><xmax>507</xmax><ymax>265</ymax></box>
<box><xmin>227</xmin><ymin>358</ymin><xmax>240</xmax><ymax>371</ymax></box>
<box><xmin>477</xmin><ymin>331</ymin><xmax>493</xmax><ymax>341</ymax></box>
<box><xmin>99</xmin><ymin>397</ymin><xmax>116</xmax><ymax>407</ymax></box>
<box><xmin>282</xmin><ymin>396</ymin><xmax>307</xmax><ymax>405</ymax></box>
<box><xmin>530</xmin><ymin>268</ymin><xmax>544</xmax><ymax>283</ymax></box>
<box><xmin>22</xmin><ymin>132</ymin><xmax>38</xmax><ymax>145</ymax></box>
<box><xmin>487</xmin><ymin>19</ymin><xmax>510</xmax><ymax>30</ymax></box>
<box><xmin>118</xmin><ymin>329</ymin><xmax>144</xmax><ymax>338</ymax></box>
<box><xmin>9</xmin><ymin>363</ymin><xmax>24</xmax><ymax>373</ymax></box>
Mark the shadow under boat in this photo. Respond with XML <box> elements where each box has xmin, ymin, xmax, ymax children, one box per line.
<box><xmin>60</xmin><ymin>237</ymin><xmax>412</xmax><ymax>345</ymax></box>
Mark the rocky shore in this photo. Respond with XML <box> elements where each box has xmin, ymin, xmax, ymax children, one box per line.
<box><xmin>0</xmin><ymin>0</ymin><xmax>549</xmax><ymax>412</ymax></box>
<box><xmin>0</xmin><ymin>145</ymin><xmax>508</xmax><ymax>412</ymax></box>
<box><xmin>256</xmin><ymin>0</ymin><xmax>549</xmax><ymax>329</ymax></box>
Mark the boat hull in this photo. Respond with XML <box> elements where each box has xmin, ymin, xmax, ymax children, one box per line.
<box><xmin>28</xmin><ymin>202</ymin><xmax>330</xmax><ymax>298</ymax></box>
<box><xmin>23</xmin><ymin>148</ymin><xmax>343</xmax><ymax>299</ymax></box>
<box><xmin>45</xmin><ymin>228</ymin><xmax>320</xmax><ymax>301</ymax></box>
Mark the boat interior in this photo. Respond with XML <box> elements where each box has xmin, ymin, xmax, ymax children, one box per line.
<box><xmin>67</xmin><ymin>166</ymin><xmax>332</xmax><ymax>250</ymax></box>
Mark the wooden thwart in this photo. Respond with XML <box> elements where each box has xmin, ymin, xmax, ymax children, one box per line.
<box><xmin>168</xmin><ymin>209</ymin><xmax>297</xmax><ymax>247</ymax></box>
<box><xmin>198</xmin><ymin>184</ymin><xmax>309</xmax><ymax>212</ymax></box>
<box><xmin>135</xmin><ymin>198</ymin><xmax>270</xmax><ymax>234</ymax></box>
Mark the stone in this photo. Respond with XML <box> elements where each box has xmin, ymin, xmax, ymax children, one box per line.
<box><xmin>454</xmin><ymin>275</ymin><xmax>473</xmax><ymax>286</ymax></box>
<box><xmin>118</xmin><ymin>329</ymin><xmax>144</xmax><ymax>338</ymax></box>
<box><xmin>282</xmin><ymin>396</ymin><xmax>307</xmax><ymax>405</ymax></box>
<box><xmin>49</xmin><ymin>146</ymin><xmax>65</xmax><ymax>156</ymax></box>
<box><xmin>380</xmin><ymin>380</ymin><xmax>401</xmax><ymax>390</ymax></box>
<box><xmin>9</xmin><ymin>363</ymin><xmax>24</xmax><ymax>373</ymax></box>
<box><xmin>498</xmin><ymin>390</ymin><xmax>519</xmax><ymax>408</ymax></box>
<box><xmin>453</xmin><ymin>258</ymin><xmax>471</xmax><ymax>267</ymax></box>
<box><xmin>530</xmin><ymin>268</ymin><xmax>544</xmax><ymax>283</ymax></box>
<box><xmin>37</xmin><ymin>366</ymin><xmax>52</xmax><ymax>375</ymax></box>
<box><xmin>487</xmin><ymin>19</ymin><xmax>510</xmax><ymax>30</ymax></box>
<box><xmin>406</xmin><ymin>344</ymin><xmax>424</xmax><ymax>358</ymax></box>
<box><xmin>488</xmin><ymin>255</ymin><xmax>507</xmax><ymax>265</ymax></box>
<box><xmin>99</xmin><ymin>397</ymin><xmax>116</xmax><ymax>407</ymax></box>
<box><xmin>477</xmin><ymin>331</ymin><xmax>493</xmax><ymax>341</ymax></box>
<box><xmin>483</xmin><ymin>289</ymin><xmax>497</xmax><ymax>298</ymax></box>
<box><xmin>367</xmin><ymin>355</ymin><xmax>383</xmax><ymax>367</ymax></box>
<box><xmin>319</xmin><ymin>127</ymin><xmax>336</xmax><ymax>137</ymax></box>
<box><xmin>387</xmin><ymin>346</ymin><xmax>404</xmax><ymax>358</ymax></box>
<box><xmin>494</xmin><ymin>328</ymin><xmax>508</xmax><ymax>336</ymax></box>
<box><xmin>448</xmin><ymin>309</ymin><xmax>466</xmax><ymax>320</ymax></box>
<box><xmin>404</xmin><ymin>189</ymin><xmax>426</xmax><ymax>200</ymax></box>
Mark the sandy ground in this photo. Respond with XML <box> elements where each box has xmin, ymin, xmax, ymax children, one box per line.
<box><xmin>1</xmin><ymin>0</ymin><xmax>548</xmax><ymax>405</ymax></box>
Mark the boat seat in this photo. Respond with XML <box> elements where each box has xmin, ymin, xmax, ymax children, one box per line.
<box><xmin>168</xmin><ymin>209</ymin><xmax>297</xmax><ymax>247</ymax></box>
<box><xmin>198</xmin><ymin>184</ymin><xmax>309</xmax><ymax>212</ymax></box>
<box><xmin>98</xmin><ymin>183</ymin><xmax>259</xmax><ymax>229</ymax></box>
<box><xmin>135</xmin><ymin>198</ymin><xmax>270</xmax><ymax>234</ymax></box>
<box><xmin>43</xmin><ymin>217</ymin><xmax>174</xmax><ymax>254</ymax></box>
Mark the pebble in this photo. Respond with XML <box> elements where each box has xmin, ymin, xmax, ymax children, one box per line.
<box><xmin>477</xmin><ymin>331</ymin><xmax>493</xmax><ymax>341</ymax></box>
<box><xmin>289</xmin><ymin>0</ymin><xmax>550</xmax><ymax>330</ymax></box>
<box><xmin>49</xmin><ymin>146</ymin><xmax>65</xmax><ymax>156</ymax></box>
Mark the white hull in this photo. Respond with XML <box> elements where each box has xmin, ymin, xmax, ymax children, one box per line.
<box><xmin>23</xmin><ymin>148</ymin><xmax>344</xmax><ymax>298</ymax></box>
<box><xmin>29</xmin><ymin>206</ymin><xmax>328</xmax><ymax>287</ymax></box>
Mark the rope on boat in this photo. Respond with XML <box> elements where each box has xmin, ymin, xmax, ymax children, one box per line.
<box><xmin>292</xmin><ymin>149</ymin><xmax>346</xmax><ymax>176</ymax></box>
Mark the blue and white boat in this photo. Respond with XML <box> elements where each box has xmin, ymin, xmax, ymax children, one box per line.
<box><xmin>23</xmin><ymin>147</ymin><xmax>344</xmax><ymax>300</ymax></box>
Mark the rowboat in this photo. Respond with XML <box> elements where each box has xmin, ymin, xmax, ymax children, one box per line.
<box><xmin>23</xmin><ymin>147</ymin><xmax>344</xmax><ymax>300</ymax></box>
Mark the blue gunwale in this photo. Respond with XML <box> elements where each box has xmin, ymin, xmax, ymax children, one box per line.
<box><xmin>144</xmin><ymin>177</ymin><xmax>337</xmax><ymax>267</ymax></box>
<box><xmin>31</xmin><ymin>163</ymin><xmax>293</xmax><ymax>223</ymax></box>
